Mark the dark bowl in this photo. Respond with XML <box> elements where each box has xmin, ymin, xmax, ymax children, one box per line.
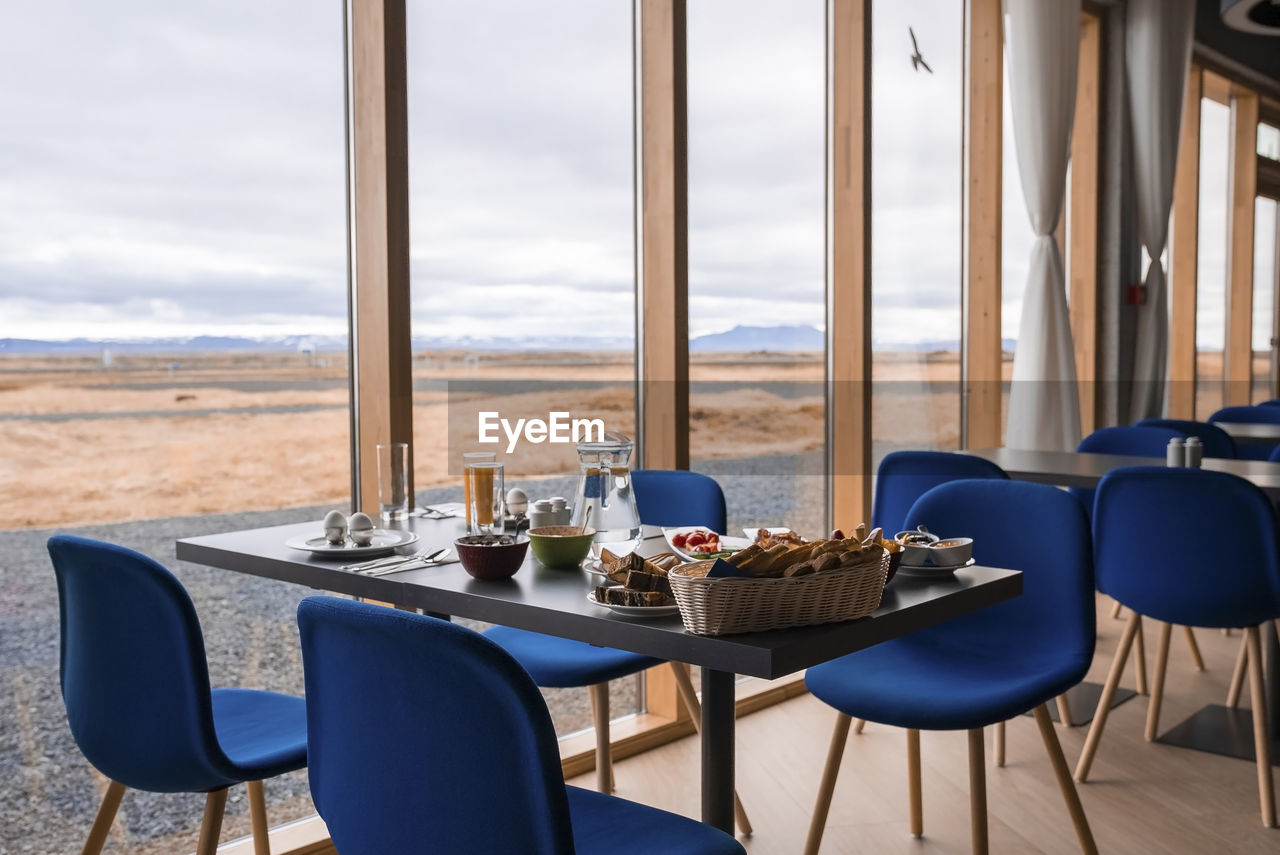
<box><xmin>454</xmin><ymin>535</ymin><xmax>529</xmax><ymax>581</ymax></box>
<box><xmin>886</xmin><ymin>549</ymin><xmax>902</xmax><ymax>583</ymax></box>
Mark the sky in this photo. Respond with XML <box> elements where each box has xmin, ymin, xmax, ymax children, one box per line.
<box><xmin>0</xmin><ymin>0</ymin><xmax>1234</xmax><ymax>349</ymax></box>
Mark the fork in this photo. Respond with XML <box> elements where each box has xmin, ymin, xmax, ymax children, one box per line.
<box><xmin>342</xmin><ymin>547</ymin><xmax>444</xmax><ymax>572</ymax></box>
<box><xmin>362</xmin><ymin>549</ymin><xmax>452</xmax><ymax>577</ymax></box>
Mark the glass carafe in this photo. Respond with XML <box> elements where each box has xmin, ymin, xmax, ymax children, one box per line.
<box><xmin>572</xmin><ymin>432</ymin><xmax>642</xmax><ymax>556</ymax></box>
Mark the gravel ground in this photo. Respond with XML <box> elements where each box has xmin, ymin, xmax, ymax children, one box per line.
<box><xmin>0</xmin><ymin>456</ymin><xmax>820</xmax><ymax>853</ymax></box>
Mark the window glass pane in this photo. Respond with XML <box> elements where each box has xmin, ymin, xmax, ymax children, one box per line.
<box><xmin>1253</xmin><ymin>197</ymin><xmax>1279</xmax><ymax>403</ymax></box>
<box><xmin>687</xmin><ymin>0</ymin><xmax>826</xmax><ymax>537</ymax></box>
<box><xmin>406</xmin><ymin>0</ymin><xmax>638</xmax><ymax>735</ymax></box>
<box><xmin>1259</xmin><ymin>122</ymin><xmax>1280</xmax><ymax>161</ymax></box>
<box><xmin>872</xmin><ymin>0</ymin><xmax>963</xmax><ymax>465</ymax></box>
<box><xmin>0</xmin><ymin>1</ymin><xmax>345</xmax><ymax>849</ymax></box>
<box><xmin>1196</xmin><ymin>99</ymin><xmax>1231</xmax><ymax>420</ymax></box>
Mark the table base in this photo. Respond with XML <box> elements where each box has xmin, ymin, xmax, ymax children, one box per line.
<box><xmin>1021</xmin><ymin>681</ymin><xmax>1138</xmax><ymax>726</ymax></box>
<box><xmin>1157</xmin><ymin>704</ymin><xmax>1280</xmax><ymax>765</ymax></box>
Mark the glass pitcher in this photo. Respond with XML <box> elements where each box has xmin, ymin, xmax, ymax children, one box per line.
<box><xmin>571</xmin><ymin>432</ymin><xmax>642</xmax><ymax>556</ymax></box>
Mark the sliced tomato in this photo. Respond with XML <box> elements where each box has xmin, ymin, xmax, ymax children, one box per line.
<box><xmin>685</xmin><ymin>532</ymin><xmax>708</xmax><ymax>547</ymax></box>
<box><xmin>671</xmin><ymin>532</ymin><xmax>688</xmax><ymax>548</ymax></box>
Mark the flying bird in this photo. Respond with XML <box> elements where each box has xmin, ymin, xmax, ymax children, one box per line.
<box><xmin>909</xmin><ymin>26</ymin><xmax>933</xmax><ymax>74</ymax></box>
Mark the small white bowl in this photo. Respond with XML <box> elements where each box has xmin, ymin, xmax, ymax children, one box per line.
<box><xmin>894</xmin><ymin>530</ymin><xmax>939</xmax><ymax>565</ymax></box>
<box><xmin>928</xmin><ymin>537</ymin><xmax>973</xmax><ymax>566</ymax></box>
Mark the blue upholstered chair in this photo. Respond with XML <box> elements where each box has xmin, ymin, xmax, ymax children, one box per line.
<box><xmin>1270</xmin><ymin>444</ymin><xmax>1280</xmax><ymax>463</ymax></box>
<box><xmin>1075</xmin><ymin>467</ymin><xmax>1280</xmax><ymax>827</ymax></box>
<box><xmin>1208</xmin><ymin>406</ymin><xmax>1280</xmax><ymax>460</ymax></box>
<box><xmin>297</xmin><ymin>597</ymin><xmax>744</xmax><ymax>855</ymax></box>
<box><xmin>871</xmin><ymin>450</ymin><xmax>1009</xmax><ymax>535</ymax></box>
<box><xmin>1136</xmin><ymin>418</ymin><xmax>1237</xmax><ymax>459</ymax></box>
<box><xmin>1071</xmin><ymin>425</ymin><xmax>1187</xmax><ymax>513</ymax></box>
<box><xmin>803</xmin><ymin>481</ymin><xmax>1097</xmax><ymax>855</ymax></box>
<box><xmin>46</xmin><ymin>535</ymin><xmax>307</xmax><ymax>855</ymax></box>
<box><xmin>483</xmin><ymin>469</ymin><xmax>750</xmax><ymax>832</ymax></box>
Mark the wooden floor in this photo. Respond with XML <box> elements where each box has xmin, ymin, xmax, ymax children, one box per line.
<box><xmin>568</xmin><ymin>600</ymin><xmax>1279</xmax><ymax>854</ymax></box>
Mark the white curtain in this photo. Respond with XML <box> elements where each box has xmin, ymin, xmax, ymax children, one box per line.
<box><xmin>1003</xmin><ymin>0</ymin><xmax>1082</xmax><ymax>451</ymax></box>
<box><xmin>1125</xmin><ymin>0</ymin><xmax>1195</xmax><ymax>422</ymax></box>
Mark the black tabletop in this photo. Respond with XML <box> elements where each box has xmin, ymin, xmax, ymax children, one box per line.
<box><xmin>177</xmin><ymin>516</ymin><xmax>1022</xmax><ymax>680</ymax></box>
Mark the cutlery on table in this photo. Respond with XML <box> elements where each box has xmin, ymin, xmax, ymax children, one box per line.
<box><xmin>343</xmin><ymin>547</ymin><xmax>448</xmax><ymax>572</ymax></box>
<box><xmin>362</xmin><ymin>550</ymin><xmax>453</xmax><ymax>577</ymax></box>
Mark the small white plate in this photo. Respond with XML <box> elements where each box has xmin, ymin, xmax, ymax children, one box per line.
<box><xmin>742</xmin><ymin>526</ymin><xmax>794</xmax><ymax>540</ymax></box>
<box><xmin>285</xmin><ymin>528</ymin><xmax>418</xmax><ymax>558</ymax></box>
<box><xmin>587</xmin><ymin>590</ymin><xmax>681</xmax><ymax>618</ymax></box>
<box><xmin>895</xmin><ymin>557</ymin><xmax>976</xmax><ymax>579</ymax></box>
<box><xmin>661</xmin><ymin>527</ymin><xmax>751</xmax><ymax>562</ymax></box>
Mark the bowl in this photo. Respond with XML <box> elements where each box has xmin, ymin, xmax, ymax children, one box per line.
<box><xmin>894</xmin><ymin>530</ymin><xmax>939</xmax><ymax>565</ymax></box>
<box><xmin>454</xmin><ymin>535</ymin><xmax>529</xmax><ymax>581</ymax></box>
<box><xmin>527</xmin><ymin>525</ymin><xmax>596</xmax><ymax>569</ymax></box>
<box><xmin>928</xmin><ymin>537</ymin><xmax>973</xmax><ymax>566</ymax></box>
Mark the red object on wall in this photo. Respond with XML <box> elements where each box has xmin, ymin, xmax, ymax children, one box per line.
<box><xmin>1127</xmin><ymin>284</ymin><xmax>1147</xmax><ymax>306</ymax></box>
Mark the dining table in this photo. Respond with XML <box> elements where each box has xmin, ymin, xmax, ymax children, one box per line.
<box><xmin>177</xmin><ymin>514</ymin><xmax>1022</xmax><ymax>834</ymax></box>
<box><xmin>1213</xmin><ymin>420</ymin><xmax>1280</xmax><ymax>447</ymax></box>
<box><xmin>964</xmin><ymin>446</ymin><xmax>1280</xmax><ymax>766</ymax></box>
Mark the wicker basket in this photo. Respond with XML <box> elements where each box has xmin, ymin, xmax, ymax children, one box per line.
<box><xmin>668</xmin><ymin>551</ymin><xmax>890</xmax><ymax>636</ymax></box>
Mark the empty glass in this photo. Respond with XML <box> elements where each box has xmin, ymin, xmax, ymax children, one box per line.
<box><xmin>377</xmin><ymin>442</ymin><xmax>410</xmax><ymax>522</ymax></box>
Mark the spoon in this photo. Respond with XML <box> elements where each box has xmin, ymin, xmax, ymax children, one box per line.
<box><xmin>579</xmin><ymin>506</ymin><xmax>593</xmax><ymax>535</ymax></box>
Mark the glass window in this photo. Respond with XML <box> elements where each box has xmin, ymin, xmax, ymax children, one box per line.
<box><xmin>0</xmin><ymin>1</ymin><xmax>345</xmax><ymax>850</ymax></box>
<box><xmin>1259</xmin><ymin>122</ymin><xmax>1280</xmax><ymax>161</ymax></box>
<box><xmin>1196</xmin><ymin>99</ymin><xmax>1231</xmax><ymax>420</ymax></box>
<box><xmin>405</xmin><ymin>0</ymin><xmax>638</xmax><ymax>735</ymax></box>
<box><xmin>1253</xmin><ymin>197</ymin><xmax>1279</xmax><ymax>403</ymax></box>
<box><xmin>871</xmin><ymin>0</ymin><xmax>964</xmax><ymax>462</ymax></box>
<box><xmin>687</xmin><ymin>0</ymin><xmax>826</xmax><ymax>537</ymax></box>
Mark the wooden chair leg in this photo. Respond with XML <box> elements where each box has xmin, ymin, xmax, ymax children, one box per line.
<box><xmin>1145</xmin><ymin>621</ymin><xmax>1173</xmax><ymax>741</ymax></box>
<box><xmin>803</xmin><ymin>713</ymin><xmax>852</xmax><ymax>855</ymax></box>
<box><xmin>1182</xmin><ymin>625</ymin><xmax>1205</xmax><ymax>671</ymax></box>
<box><xmin>853</xmin><ymin>718</ymin><xmax>866</xmax><ymax>734</ymax></box>
<box><xmin>1110</xmin><ymin>600</ymin><xmax>1123</xmax><ymax>620</ymax></box>
<box><xmin>1245</xmin><ymin>626</ymin><xmax>1277</xmax><ymax>828</ymax></box>
<box><xmin>1033</xmin><ymin>705</ymin><xmax>1099</xmax><ymax>855</ymax></box>
<box><xmin>667</xmin><ymin>663</ymin><xmax>751</xmax><ymax>835</ymax></box>
<box><xmin>968</xmin><ymin>728</ymin><xmax>988</xmax><ymax>855</ymax></box>
<box><xmin>1076</xmin><ymin>610</ymin><xmax>1141</xmax><ymax>782</ymax></box>
<box><xmin>196</xmin><ymin>789</ymin><xmax>228</xmax><ymax>855</ymax></box>
<box><xmin>588</xmin><ymin>683</ymin><xmax>613</xmax><ymax>794</ymax></box>
<box><xmin>907</xmin><ymin>728</ymin><xmax>923</xmax><ymax>838</ymax></box>
<box><xmin>247</xmin><ymin>780</ymin><xmax>270</xmax><ymax>855</ymax></box>
<box><xmin>1055</xmin><ymin>692</ymin><xmax>1073</xmax><ymax>728</ymax></box>
<box><xmin>993</xmin><ymin>720</ymin><xmax>1005</xmax><ymax>768</ymax></box>
<box><xmin>1133</xmin><ymin>614</ymin><xmax>1148</xmax><ymax>695</ymax></box>
<box><xmin>1227</xmin><ymin>635</ymin><xmax>1249</xmax><ymax>708</ymax></box>
<box><xmin>82</xmin><ymin>779</ymin><xmax>126</xmax><ymax>855</ymax></box>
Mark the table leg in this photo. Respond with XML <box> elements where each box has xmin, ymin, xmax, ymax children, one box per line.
<box><xmin>701</xmin><ymin>668</ymin><xmax>735</xmax><ymax>835</ymax></box>
<box><xmin>1268</xmin><ymin>620</ymin><xmax>1279</xmax><ymax>736</ymax></box>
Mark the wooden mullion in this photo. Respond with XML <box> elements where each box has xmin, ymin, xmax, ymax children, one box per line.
<box><xmin>1225</xmin><ymin>86</ymin><xmax>1259</xmax><ymax>406</ymax></box>
<box><xmin>827</xmin><ymin>0</ymin><xmax>872</xmax><ymax>532</ymax></box>
<box><xmin>1169</xmin><ymin>66</ymin><xmax>1202</xmax><ymax>419</ymax></box>
<box><xmin>961</xmin><ymin>0</ymin><xmax>1003</xmax><ymax>448</ymax></box>
<box><xmin>1069</xmin><ymin>12</ymin><xmax>1101</xmax><ymax>434</ymax></box>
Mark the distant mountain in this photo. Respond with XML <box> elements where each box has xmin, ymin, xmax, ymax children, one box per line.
<box><xmin>0</xmin><ymin>335</ymin><xmax>349</xmax><ymax>355</ymax></box>
<box><xmin>690</xmin><ymin>325</ymin><xmax>824</xmax><ymax>352</ymax></box>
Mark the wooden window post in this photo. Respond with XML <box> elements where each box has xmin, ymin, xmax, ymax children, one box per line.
<box><xmin>1225</xmin><ymin>86</ymin><xmax>1259</xmax><ymax>406</ymax></box>
<box><xmin>1069</xmin><ymin>13</ymin><xmax>1102</xmax><ymax>434</ymax></box>
<box><xmin>1168</xmin><ymin>66</ymin><xmax>1202</xmax><ymax>419</ymax></box>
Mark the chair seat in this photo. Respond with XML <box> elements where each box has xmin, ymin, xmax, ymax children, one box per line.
<box><xmin>567</xmin><ymin>786</ymin><xmax>744</xmax><ymax>855</ymax></box>
<box><xmin>211</xmin><ymin>688</ymin><xmax>308</xmax><ymax>780</ymax></box>
<box><xmin>805</xmin><ymin>640</ymin><xmax>1088</xmax><ymax>731</ymax></box>
<box><xmin>484</xmin><ymin>626</ymin><xmax>662</xmax><ymax>688</ymax></box>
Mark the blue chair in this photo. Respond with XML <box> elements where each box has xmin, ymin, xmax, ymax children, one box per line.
<box><xmin>1074</xmin><ymin>467</ymin><xmax>1280</xmax><ymax>827</ymax></box>
<box><xmin>1071</xmin><ymin>425</ymin><xmax>1187</xmax><ymax>513</ymax></box>
<box><xmin>1208</xmin><ymin>406</ymin><xmax>1280</xmax><ymax>460</ymax></box>
<box><xmin>297</xmin><ymin>597</ymin><xmax>744</xmax><ymax>855</ymax></box>
<box><xmin>46</xmin><ymin>535</ymin><xmax>307</xmax><ymax>855</ymax></box>
<box><xmin>1262</xmin><ymin>399</ymin><xmax>1280</xmax><ymax>407</ymax></box>
<box><xmin>1269</xmin><ymin>445</ymin><xmax>1280</xmax><ymax>463</ymax></box>
<box><xmin>803</xmin><ymin>481</ymin><xmax>1097</xmax><ymax>855</ymax></box>
<box><xmin>483</xmin><ymin>469</ymin><xmax>750</xmax><ymax>832</ymax></box>
<box><xmin>1135</xmin><ymin>418</ymin><xmax>1237</xmax><ymax>459</ymax></box>
<box><xmin>871</xmin><ymin>450</ymin><xmax>1009</xmax><ymax>535</ymax></box>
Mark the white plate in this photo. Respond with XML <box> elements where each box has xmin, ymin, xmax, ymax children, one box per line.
<box><xmin>285</xmin><ymin>528</ymin><xmax>418</xmax><ymax>558</ymax></box>
<box><xmin>742</xmin><ymin>526</ymin><xmax>794</xmax><ymax>540</ymax></box>
<box><xmin>587</xmin><ymin>590</ymin><xmax>681</xmax><ymax>618</ymax></box>
<box><xmin>895</xmin><ymin>557</ymin><xmax>976</xmax><ymax>579</ymax></box>
<box><xmin>660</xmin><ymin>527</ymin><xmax>751</xmax><ymax>563</ymax></box>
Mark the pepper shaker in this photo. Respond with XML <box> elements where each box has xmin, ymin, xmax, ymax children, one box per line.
<box><xmin>1184</xmin><ymin>436</ymin><xmax>1202</xmax><ymax>468</ymax></box>
<box><xmin>1166</xmin><ymin>437</ymin><xmax>1185</xmax><ymax>467</ymax></box>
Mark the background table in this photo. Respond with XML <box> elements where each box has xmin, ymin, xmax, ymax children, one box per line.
<box><xmin>178</xmin><ymin>515</ymin><xmax>1022</xmax><ymax>833</ymax></box>
<box><xmin>1214</xmin><ymin>421</ymin><xmax>1280</xmax><ymax>446</ymax></box>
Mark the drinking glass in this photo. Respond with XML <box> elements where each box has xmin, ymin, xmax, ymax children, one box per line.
<box><xmin>377</xmin><ymin>442</ymin><xmax>409</xmax><ymax>522</ymax></box>
<box><xmin>461</xmin><ymin>451</ymin><xmax>496</xmax><ymax>527</ymax></box>
<box><xmin>465</xmin><ymin>461</ymin><xmax>505</xmax><ymax>536</ymax></box>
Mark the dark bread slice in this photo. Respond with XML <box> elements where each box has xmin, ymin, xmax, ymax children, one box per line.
<box><xmin>595</xmin><ymin>585</ymin><xmax>668</xmax><ymax>607</ymax></box>
<box><xmin>625</xmin><ymin>568</ymin><xmax>673</xmax><ymax>596</ymax></box>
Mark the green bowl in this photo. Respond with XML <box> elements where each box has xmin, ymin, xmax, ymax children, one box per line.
<box><xmin>527</xmin><ymin>525</ymin><xmax>596</xmax><ymax>569</ymax></box>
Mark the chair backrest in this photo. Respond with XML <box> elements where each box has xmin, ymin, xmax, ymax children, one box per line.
<box><xmin>631</xmin><ymin>469</ymin><xmax>727</xmax><ymax>533</ymax></box>
<box><xmin>1093</xmin><ymin>467</ymin><xmax>1280</xmax><ymax>628</ymax></box>
<box><xmin>874</xmin><ymin>451</ymin><xmax>1008</xmax><ymax>535</ymax></box>
<box><xmin>1261</xmin><ymin>399</ymin><xmax>1280</xmax><ymax>408</ymax></box>
<box><xmin>1268</xmin><ymin>444</ymin><xmax>1280</xmax><ymax>463</ymax></box>
<box><xmin>46</xmin><ymin>535</ymin><xmax>235</xmax><ymax>793</ymax></box>
<box><xmin>297</xmin><ymin>597</ymin><xmax>576</xmax><ymax>855</ymax></box>
<box><xmin>1209</xmin><ymin>405</ymin><xmax>1280</xmax><ymax>425</ymax></box>
<box><xmin>1136</xmin><ymin>418</ymin><xmax>1237</xmax><ymax>458</ymax></box>
<box><xmin>903</xmin><ymin>480</ymin><xmax>1095</xmax><ymax>671</ymax></box>
<box><xmin>1070</xmin><ymin>424</ymin><xmax>1187</xmax><ymax>512</ymax></box>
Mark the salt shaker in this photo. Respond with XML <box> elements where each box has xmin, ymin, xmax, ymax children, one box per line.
<box><xmin>1184</xmin><ymin>436</ymin><xmax>1202</xmax><ymax>468</ymax></box>
<box><xmin>1166</xmin><ymin>437</ymin><xmax>1185</xmax><ymax>467</ymax></box>
<box><xmin>549</xmin><ymin>496</ymin><xmax>570</xmax><ymax>526</ymax></box>
<box><xmin>528</xmin><ymin>499</ymin><xmax>556</xmax><ymax>530</ymax></box>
